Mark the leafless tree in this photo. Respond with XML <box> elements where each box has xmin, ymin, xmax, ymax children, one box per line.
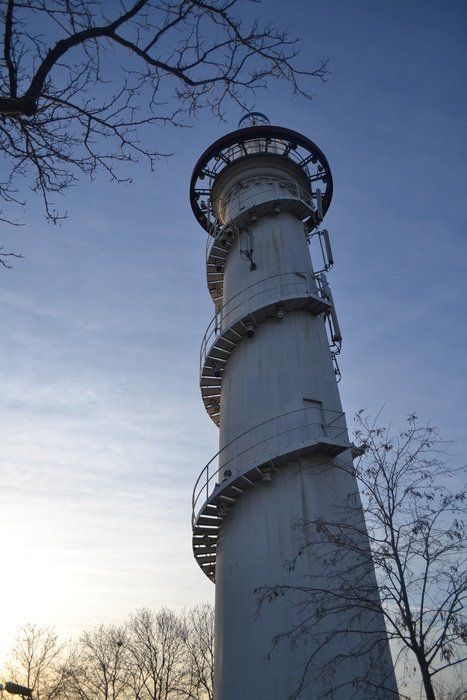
<box><xmin>4</xmin><ymin>624</ymin><xmax>72</xmax><ymax>700</ymax></box>
<box><xmin>1</xmin><ymin>606</ymin><xmax>216</xmax><ymax>700</ymax></box>
<box><xmin>125</xmin><ymin>607</ymin><xmax>188</xmax><ymax>699</ymax></box>
<box><xmin>256</xmin><ymin>412</ymin><xmax>466</xmax><ymax>700</ymax></box>
<box><xmin>0</xmin><ymin>0</ymin><xmax>327</xmax><ymax>225</ymax></box>
<box><xmin>181</xmin><ymin>604</ymin><xmax>214</xmax><ymax>700</ymax></box>
<box><xmin>68</xmin><ymin>624</ymin><xmax>128</xmax><ymax>700</ymax></box>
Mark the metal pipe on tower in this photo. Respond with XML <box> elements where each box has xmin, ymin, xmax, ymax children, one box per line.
<box><xmin>190</xmin><ymin>113</ymin><xmax>398</xmax><ymax>699</ymax></box>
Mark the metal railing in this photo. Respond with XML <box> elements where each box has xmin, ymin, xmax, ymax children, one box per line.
<box><xmin>205</xmin><ymin>178</ymin><xmax>314</xmax><ymax>259</ymax></box>
<box><xmin>201</xmin><ymin>136</ymin><xmax>316</xmax><ymax>181</ymax></box>
<box><xmin>200</xmin><ymin>271</ymin><xmax>330</xmax><ymax>375</ymax></box>
<box><xmin>227</xmin><ymin>137</ymin><xmax>287</xmax><ymax>160</ymax></box>
<box><xmin>192</xmin><ymin>406</ymin><xmax>348</xmax><ymax>524</ymax></box>
<box><xmin>212</xmin><ymin>177</ymin><xmax>314</xmax><ymax>234</ymax></box>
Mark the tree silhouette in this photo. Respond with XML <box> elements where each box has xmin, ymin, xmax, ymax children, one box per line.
<box><xmin>0</xmin><ymin>0</ymin><xmax>327</xmax><ymax>227</ymax></box>
<box><xmin>2</xmin><ymin>606</ymin><xmax>215</xmax><ymax>700</ymax></box>
<box><xmin>256</xmin><ymin>412</ymin><xmax>466</xmax><ymax>700</ymax></box>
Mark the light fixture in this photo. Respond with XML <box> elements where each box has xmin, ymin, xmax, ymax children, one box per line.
<box><xmin>1</xmin><ymin>682</ymin><xmax>33</xmax><ymax>697</ymax></box>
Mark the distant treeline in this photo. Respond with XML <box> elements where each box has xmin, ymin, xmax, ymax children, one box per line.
<box><xmin>1</xmin><ymin>605</ymin><xmax>213</xmax><ymax>699</ymax></box>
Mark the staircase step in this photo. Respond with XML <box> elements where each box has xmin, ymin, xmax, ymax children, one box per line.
<box><xmin>210</xmin><ymin>345</ymin><xmax>231</xmax><ymax>358</ymax></box>
<box><xmin>208</xmin><ymin>244</ymin><xmax>228</xmax><ymax>255</ymax></box>
<box><xmin>193</xmin><ymin>542</ymin><xmax>217</xmax><ymax>552</ymax></box>
<box><xmin>203</xmin><ymin>395</ymin><xmax>220</xmax><ymax>405</ymax></box>
<box><xmin>196</xmin><ymin>514</ymin><xmax>221</xmax><ymax>527</ymax></box>
<box><xmin>201</xmin><ymin>367</ymin><xmax>223</xmax><ymax>379</ymax></box>
<box><xmin>201</xmin><ymin>387</ymin><xmax>221</xmax><ymax>398</ymax></box>
<box><xmin>219</xmin><ymin>494</ymin><xmax>236</xmax><ymax>503</ymax></box>
<box><xmin>197</xmin><ymin>553</ymin><xmax>217</xmax><ymax>562</ymax></box>
<box><xmin>231</xmin><ymin>320</ymin><xmax>248</xmax><ymax>335</ymax></box>
<box><xmin>206</xmin><ymin>355</ymin><xmax>227</xmax><ymax>366</ymax></box>
<box><xmin>193</xmin><ymin>531</ymin><xmax>217</xmax><ymax>541</ymax></box>
<box><xmin>215</xmin><ymin>336</ymin><xmax>236</xmax><ymax>350</ymax></box>
<box><xmin>200</xmin><ymin>560</ymin><xmax>216</xmax><ymax>569</ymax></box>
<box><xmin>204</xmin><ymin>503</ymin><xmax>219</xmax><ymax>514</ymax></box>
<box><xmin>200</xmin><ymin>376</ymin><xmax>222</xmax><ymax>387</ymax></box>
<box><xmin>206</xmin><ymin>276</ymin><xmax>223</xmax><ymax>286</ymax></box>
<box><xmin>224</xmin><ymin>327</ymin><xmax>242</xmax><ymax>341</ymax></box>
<box><xmin>194</xmin><ymin>523</ymin><xmax>219</xmax><ymax>533</ymax></box>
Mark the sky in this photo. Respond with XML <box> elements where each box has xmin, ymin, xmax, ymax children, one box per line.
<box><xmin>1</xmin><ymin>0</ymin><xmax>466</xmax><ymax>691</ymax></box>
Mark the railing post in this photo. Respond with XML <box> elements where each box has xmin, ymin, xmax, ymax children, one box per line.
<box><xmin>273</xmin><ymin>414</ymin><xmax>278</xmax><ymax>461</ymax></box>
<box><xmin>304</xmin><ymin>405</ymin><xmax>310</xmax><ymax>443</ymax></box>
<box><xmin>322</xmin><ymin>407</ymin><xmax>328</xmax><ymax>438</ymax></box>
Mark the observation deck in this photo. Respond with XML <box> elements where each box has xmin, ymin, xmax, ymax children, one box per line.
<box><xmin>190</xmin><ymin>124</ymin><xmax>333</xmax><ymax>235</ymax></box>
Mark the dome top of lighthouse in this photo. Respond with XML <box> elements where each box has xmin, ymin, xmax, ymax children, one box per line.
<box><xmin>190</xmin><ymin>122</ymin><xmax>333</xmax><ymax>233</ymax></box>
<box><xmin>237</xmin><ymin>111</ymin><xmax>270</xmax><ymax>128</ymax></box>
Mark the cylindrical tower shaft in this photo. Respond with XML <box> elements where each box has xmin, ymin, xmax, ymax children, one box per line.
<box><xmin>190</xmin><ymin>116</ymin><xmax>398</xmax><ymax>699</ymax></box>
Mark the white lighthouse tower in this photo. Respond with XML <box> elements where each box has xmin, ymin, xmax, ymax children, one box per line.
<box><xmin>190</xmin><ymin>114</ymin><xmax>397</xmax><ymax>699</ymax></box>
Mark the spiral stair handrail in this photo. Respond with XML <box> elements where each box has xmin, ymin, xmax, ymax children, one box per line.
<box><xmin>192</xmin><ymin>405</ymin><xmax>349</xmax><ymax>526</ymax></box>
<box><xmin>200</xmin><ymin>271</ymin><xmax>330</xmax><ymax>376</ymax></box>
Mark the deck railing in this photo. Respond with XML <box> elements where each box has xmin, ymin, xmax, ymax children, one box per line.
<box><xmin>200</xmin><ymin>271</ymin><xmax>330</xmax><ymax>376</ymax></box>
<box><xmin>192</xmin><ymin>405</ymin><xmax>348</xmax><ymax>525</ymax></box>
<box><xmin>205</xmin><ymin>177</ymin><xmax>315</xmax><ymax>254</ymax></box>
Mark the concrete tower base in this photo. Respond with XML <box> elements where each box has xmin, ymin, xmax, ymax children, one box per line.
<box><xmin>215</xmin><ymin>452</ymin><xmax>396</xmax><ymax>700</ymax></box>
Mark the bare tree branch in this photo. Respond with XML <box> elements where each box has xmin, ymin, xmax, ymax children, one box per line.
<box><xmin>0</xmin><ymin>245</ymin><xmax>24</xmax><ymax>267</ymax></box>
<box><xmin>0</xmin><ymin>0</ymin><xmax>327</xmax><ymax>225</ymax></box>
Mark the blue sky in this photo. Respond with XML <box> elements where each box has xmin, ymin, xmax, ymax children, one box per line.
<box><xmin>1</xmin><ymin>0</ymin><xmax>466</xmax><ymax>681</ymax></box>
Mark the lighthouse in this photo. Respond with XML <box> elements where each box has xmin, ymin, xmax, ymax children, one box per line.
<box><xmin>190</xmin><ymin>114</ymin><xmax>397</xmax><ymax>699</ymax></box>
